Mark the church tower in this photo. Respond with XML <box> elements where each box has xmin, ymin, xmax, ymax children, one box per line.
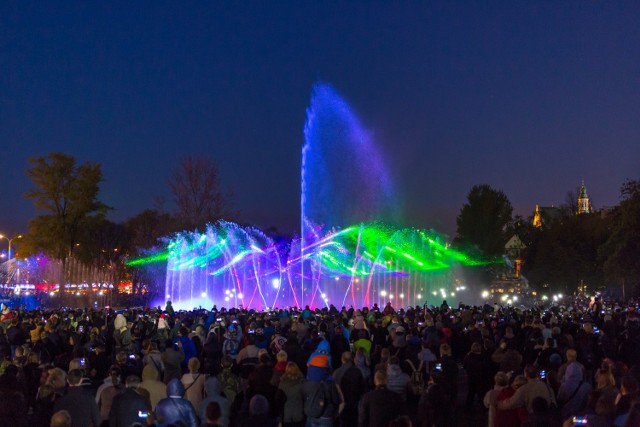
<box><xmin>533</xmin><ymin>204</ymin><xmax>542</xmax><ymax>228</ymax></box>
<box><xmin>577</xmin><ymin>181</ymin><xmax>593</xmax><ymax>214</ymax></box>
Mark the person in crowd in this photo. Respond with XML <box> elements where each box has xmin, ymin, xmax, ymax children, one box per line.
<box><xmin>34</xmin><ymin>367</ymin><xmax>67</xmax><ymax>426</ymax></box>
<box><xmin>418</xmin><ymin>368</ymin><xmax>455</xmax><ymax>427</ymax></box>
<box><xmin>155</xmin><ymin>378</ymin><xmax>199</xmax><ymax>427</ymax></box>
<box><xmin>182</xmin><ymin>357</ymin><xmax>206</xmax><ymax>412</ymax></box>
<box><xmin>217</xmin><ymin>355</ymin><xmax>240</xmax><ymax>403</ymax></box>
<box><xmin>113</xmin><ymin>314</ymin><xmax>132</xmax><ymax>354</ymax></box>
<box><xmin>199</xmin><ymin>377</ymin><xmax>231</xmax><ymax>427</ymax></box>
<box><xmin>97</xmin><ymin>366</ymin><xmax>124</xmax><ymax>421</ymax></box>
<box><xmin>359</xmin><ymin>370</ymin><xmax>407</xmax><ymax>427</ymax></box>
<box><xmin>492</xmin><ymin>339</ymin><xmax>523</xmax><ymax>373</ymax></box>
<box><xmin>53</xmin><ymin>369</ymin><xmax>101</xmax><ymax>427</ymax></box>
<box><xmin>278</xmin><ymin>362</ymin><xmax>305</xmax><ymax>427</ymax></box>
<box><xmin>201</xmin><ymin>401</ymin><xmax>223</xmax><ymax>427</ymax></box>
<box><xmin>237</xmin><ymin>394</ymin><xmax>278</xmax><ymax>427</ymax></box>
<box><xmin>176</xmin><ymin>327</ymin><xmax>198</xmax><ymax>373</ymax></box>
<box><xmin>139</xmin><ymin>364</ymin><xmax>167</xmax><ymax>410</ymax></box>
<box><xmin>615</xmin><ymin>375</ymin><xmax>639</xmax><ymax>420</ymax></box>
<box><xmin>558</xmin><ymin>349</ymin><xmax>585</xmax><ymax>383</ymax></box>
<box><xmin>0</xmin><ymin>364</ymin><xmax>29</xmax><ymax>426</ymax></box>
<box><xmin>108</xmin><ymin>375</ymin><xmax>151</xmax><ymax>427</ymax></box>
<box><xmin>464</xmin><ymin>341</ymin><xmax>490</xmax><ymax>409</ymax></box>
<box><xmin>484</xmin><ymin>371</ymin><xmax>510</xmax><ymax>427</ymax></box>
<box><xmin>143</xmin><ymin>340</ymin><xmax>165</xmax><ymax>376</ymax></box>
<box><xmin>333</xmin><ymin>351</ymin><xmax>366</xmax><ymax>426</ymax></box>
<box><xmin>498</xmin><ymin>365</ymin><xmax>556</xmax><ymax>416</ymax></box>
<box><xmin>271</xmin><ymin>350</ymin><xmax>288</xmax><ymax>386</ymax></box>
<box><xmin>498</xmin><ymin>374</ymin><xmax>529</xmax><ymax>427</ymax></box>
<box><xmin>329</xmin><ymin>326</ymin><xmax>350</xmax><ymax>369</ymax></box>
<box><xmin>354</xmin><ymin>347</ymin><xmax>372</xmax><ymax>387</ymax></box>
<box><xmin>557</xmin><ymin>361</ymin><xmax>592</xmax><ymax>422</ymax></box>
<box><xmin>50</xmin><ymin>410</ymin><xmax>72</xmax><ymax>427</ymax></box>
<box><xmin>595</xmin><ymin>366</ymin><xmax>619</xmax><ymax>398</ymax></box>
<box><xmin>162</xmin><ymin>338</ymin><xmax>184</xmax><ymax>384</ymax></box>
<box><xmin>387</xmin><ymin>356</ymin><xmax>410</xmax><ymax>400</ymax></box>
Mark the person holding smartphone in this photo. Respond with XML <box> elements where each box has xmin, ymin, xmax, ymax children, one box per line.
<box><xmin>108</xmin><ymin>375</ymin><xmax>151</xmax><ymax>427</ymax></box>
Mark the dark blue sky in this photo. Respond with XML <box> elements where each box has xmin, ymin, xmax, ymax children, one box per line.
<box><xmin>1</xmin><ymin>2</ymin><xmax>639</xmax><ymax>238</ymax></box>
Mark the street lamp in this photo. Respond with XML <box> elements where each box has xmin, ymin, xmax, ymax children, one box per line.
<box><xmin>0</xmin><ymin>234</ymin><xmax>23</xmax><ymax>260</ymax></box>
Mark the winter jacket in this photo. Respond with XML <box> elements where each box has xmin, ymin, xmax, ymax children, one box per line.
<box><xmin>139</xmin><ymin>364</ymin><xmax>167</xmax><ymax>410</ymax></box>
<box><xmin>155</xmin><ymin>379</ymin><xmax>199</xmax><ymax>427</ymax></box>
<box><xmin>278</xmin><ymin>376</ymin><xmax>305</xmax><ymax>423</ymax></box>
<box><xmin>199</xmin><ymin>377</ymin><xmax>231</xmax><ymax>427</ymax></box>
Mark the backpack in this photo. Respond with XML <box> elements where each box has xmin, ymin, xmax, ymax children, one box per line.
<box><xmin>406</xmin><ymin>360</ymin><xmax>425</xmax><ymax>395</ymax></box>
<box><xmin>304</xmin><ymin>380</ymin><xmax>328</xmax><ymax>419</ymax></box>
<box><xmin>219</xmin><ymin>369</ymin><xmax>240</xmax><ymax>403</ymax></box>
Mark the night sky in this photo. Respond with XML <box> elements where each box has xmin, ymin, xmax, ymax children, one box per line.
<box><xmin>2</xmin><ymin>2</ymin><xmax>639</xmax><ymax>239</ymax></box>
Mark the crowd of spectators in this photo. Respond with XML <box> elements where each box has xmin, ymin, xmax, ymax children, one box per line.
<box><xmin>0</xmin><ymin>294</ymin><xmax>639</xmax><ymax>427</ymax></box>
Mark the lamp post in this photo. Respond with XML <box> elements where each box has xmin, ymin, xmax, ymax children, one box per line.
<box><xmin>0</xmin><ymin>234</ymin><xmax>23</xmax><ymax>260</ymax></box>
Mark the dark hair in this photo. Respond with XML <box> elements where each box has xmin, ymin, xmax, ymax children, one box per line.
<box><xmin>388</xmin><ymin>415</ymin><xmax>413</xmax><ymax>427</ymax></box>
<box><xmin>524</xmin><ymin>364</ymin><xmax>539</xmax><ymax>379</ymax></box>
<box><xmin>205</xmin><ymin>401</ymin><xmax>221</xmax><ymax>421</ymax></box>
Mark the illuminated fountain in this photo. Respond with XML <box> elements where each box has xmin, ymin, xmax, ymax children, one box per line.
<box><xmin>130</xmin><ymin>83</ymin><xmax>488</xmax><ymax>310</ymax></box>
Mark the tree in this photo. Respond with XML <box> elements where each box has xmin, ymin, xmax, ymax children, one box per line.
<box><xmin>560</xmin><ymin>186</ymin><xmax>580</xmax><ymax>218</ymax></box>
<box><xmin>600</xmin><ymin>179</ymin><xmax>640</xmax><ymax>296</ymax></box>
<box><xmin>523</xmin><ymin>213</ymin><xmax>610</xmax><ymax>295</ymax></box>
<box><xmin>23</xmin><ymin>152</ymin><xmax>109</xmax><ymax>289</ymax></box>
<box><xmin>168</xmin><ymin>155</ymin><xmax>233</xmax><ymax>231</ymax></box>
<box><xmin>125</xmin><ymin>209</ymin><xmax>176</xmax><ymax>250</ymax></box>
<box><xmin>454</xmin><ymin>184</ymin><xmax>513</xmax><ymax>259</ymax></box>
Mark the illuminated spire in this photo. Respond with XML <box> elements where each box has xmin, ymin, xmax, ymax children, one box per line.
<box><xmin>577</xmin><ymin>180</ymin><xmax>592</xmax><ymax>214</ymax></box>
<box><xmin>533</xmin><ymin>204</ymin><xmax>542</xmax><ymax>228</ymax></box>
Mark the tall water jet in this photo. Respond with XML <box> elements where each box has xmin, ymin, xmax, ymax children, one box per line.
<box><xmin>301</xmin><ymin>83</ymin><xmax>394</xmax><ymax>306</ymax></box>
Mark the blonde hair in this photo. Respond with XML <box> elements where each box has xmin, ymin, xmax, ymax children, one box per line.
<box><xmin>188</xmin><ymin>357</ymin><xmax>200</xmax><ymax>373</ymax></box>
<box><xmin>282</xmin><ymin>362</ymin><xmax>303</xmax><ymax>381</ymax></box>
<box><xmin>596</xmin><ymin>368</ymin><xmax>615</xmax><ymax>390</ymax></box>
<box><xmin>276</xmin><ymin>350</ymin><xmax>288</xmax><ymax>363</ymax></box>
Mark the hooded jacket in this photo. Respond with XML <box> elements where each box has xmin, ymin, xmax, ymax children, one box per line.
<box><xmin>199</xmin><ymin>377</ymin><xmax>231</xmax><ymax>427</ymax></box>
<box><xmin>155</xmin><ymin>379</ymin><xmax>199</xmax><ymax>427</ymax></box>
<box><xmin>140</xmin><ymin>364</ymin><xmax>167</xmax><ymax>410</ymax></box>
<box><xmin>557</xmin><ymin>362</ymin><xmax>591</xmax><ymax>421</ymax></box>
